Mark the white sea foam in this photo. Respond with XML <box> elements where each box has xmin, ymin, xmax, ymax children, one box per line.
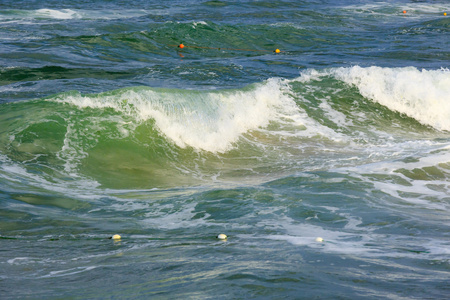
<box><xmin>141</xmin><ymin>202</ymin><xmax>210</xmax><ymax>230</ymax></box>
<box><xmin>192</xmin><ymin>21</ymin><xmax>208</xmax><ymax>28</ymax></box>
<box><xmin>40</xmin><ymin>266</ymin><xmax>98</xmax><ymax>278</ymax></box>
<box><xmin>333</xmin><ymin>144</ymin><xmax>450</xmax><ymax>213</ymax></box>
<box><xmin>7</xmin><ymin>257</ymin><xmax>33</xmax><ymax>265</ymax></box>
<box><xmin>0</xmin><ymin>153</ymin><xmax>100</xmax><ymax>198</ymax></box>
<box><xmin>261</xmin><ymin>215</ymin><xmax>386</xmax><ymax>257</ymax></box>
<box><xmin>343</xmin><ymin>2</ymin><xmax>450</xmax><ymax>16</ymax></box>
<box><xmin>35</xmin><ymin>9</ymin><xmax>81</xmax><ymax>20</ymax></box>
<box><xmin>262</xmin><ymin>212</ymin><xmax>449</xmax><ymax>259</ymax></box>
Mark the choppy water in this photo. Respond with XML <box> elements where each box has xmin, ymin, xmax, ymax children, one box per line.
<box><xmin>1</xmin><ymin>1</ymin><xmax>449</xmax><ymax>299</ymax></box>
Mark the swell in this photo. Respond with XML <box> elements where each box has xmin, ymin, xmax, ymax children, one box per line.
<box><xmin>1</xmin><ymin>67</ymin><xmax>449</xmax><ymax>189</ymax></box>
<box><xmin>0</xmin><ymin>66</ymin><xmax>139</xmax><ymax>86</ymax></box>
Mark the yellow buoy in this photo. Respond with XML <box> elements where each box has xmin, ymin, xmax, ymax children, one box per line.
<box><xmin>275</xmin><ymin>49</ymin><xmax>281</xmax><ymax>54</ymax></box>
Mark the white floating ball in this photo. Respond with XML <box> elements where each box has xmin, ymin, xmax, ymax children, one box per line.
<box><xmin>217</xmin><ymin>234</ymin><xmax>227</xmax><ymax>240</ymax></box>
<box><xmin>111</xmin><ymin>234</ymin><xmax>121</xmax><ymax>240</ymax></box>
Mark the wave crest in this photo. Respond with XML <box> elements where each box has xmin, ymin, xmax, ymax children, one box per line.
<box><xmin>296</xmin><ymin>66</ymin><xmax>450</xmax><ymax>131</ymax></box>
<box><xmin>52</xmin><ymin>79</ymin><xmax>300</xmax><ymax>153</ymax></box>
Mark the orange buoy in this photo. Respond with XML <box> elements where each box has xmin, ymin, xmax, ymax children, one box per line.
<box><xmin>403</xmin><ymin>10</ymin><xmax>407</xmax><ymax>14</ymax></box>
<box><xmin>178</xmin><ymin>43</ymin><xmax>185</xmax><ymax>49</ymax></box>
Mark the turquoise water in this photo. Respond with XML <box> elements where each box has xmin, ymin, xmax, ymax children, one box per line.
<box><xmin>1</xmin><ymin>1</ymin><xmax>450</xmax><ymax>299</ymax></box>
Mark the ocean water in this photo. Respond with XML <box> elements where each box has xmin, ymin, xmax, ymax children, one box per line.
<box><xmin>1</xmin><ymin>0</ymin><xmax>449</xmax><ymax>298</ymax></box>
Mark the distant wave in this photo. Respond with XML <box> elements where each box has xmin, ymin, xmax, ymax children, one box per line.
<box><xmin>0</xmin><ymin>8</ymin><xmax>153</xmax><ymax>23</ymax></box>
<box><xmin>35</xmin><ymin>9</ymin><xmax>81</xmax><ymax>20</ymax></box>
